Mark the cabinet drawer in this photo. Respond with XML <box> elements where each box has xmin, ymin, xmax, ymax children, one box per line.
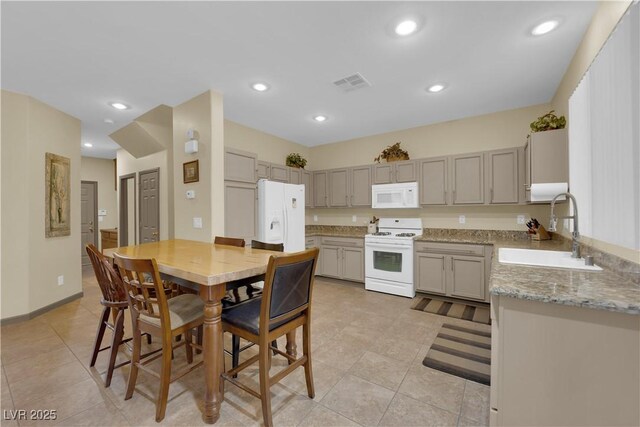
<box><xmin>320</xmin><ymin>236</ymin><xmax>364</xmax><ymax>247</ymax></box>
<box><xmin>305</xmin><ymin>237</ymin><xmax>317</xmax><ymax>248</ymax></box>
<box><xmin>415</xmin><ymin>241</ymin><xmax>485</xmax><ymax>256</ymax></box>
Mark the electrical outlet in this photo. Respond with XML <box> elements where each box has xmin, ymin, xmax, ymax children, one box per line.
<box><xmin>57</xmin><ymin>275</ymin><xmax>64</xmax><ymax>286</ymax></box>
<box><xmin>459</xmin><ymin>215</ymin><xmax>466</xmax><ymax>224</ymax></box>
<box><xmin>352</xmin><ymin>215</ymin><xmax>357</xmax><ymax>223</ymax></box>
<box><xmin>313</xmin><ymin>215</ymin><xmax>318</xmax><ymax>222</ymax></box>
<box><xmin>193</xmin><ymin>217</ymin><xmax>203</xmax><ymax>229</ymax></box>
<box><xmin>517</xmin><ymin>215</ymin><xmax>526</xmax><ymax>225</ymax></box>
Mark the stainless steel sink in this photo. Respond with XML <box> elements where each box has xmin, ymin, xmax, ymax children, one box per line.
<box><xmin>498</xmin><ymin>248</ymin><xmax>603</xmax><ymax>271</ymax></box>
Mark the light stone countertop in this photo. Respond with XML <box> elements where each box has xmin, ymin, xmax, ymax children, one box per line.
<box><xmin>306</xmin><ymin>226</ymin><xmax>640</xmax><ymax>315</ymax></box>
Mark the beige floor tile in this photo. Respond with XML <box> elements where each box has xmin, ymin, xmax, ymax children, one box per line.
<box><xmin>0</xmin><ymin>334</ymin><xmax>67</xmax><ymax>366</ymax></box>
<box><xmin>298</xmin><ymin>405</ymin><xmax>360</xmax><ymax>427</ymax></box>
<box><xmin>52</xmin><ymin>400</ymin><xmax>130</xmax><ymax>426</ymax></box>
<box><xmin>460</xmin><ymin>381</ymin><xmax>490</xmax><ymax>425</ymax></box>
<box><xmin>349</xmin><ymin>351</ymin><xmax>410</xmax><ymax>391</ymax></box>
<box><xmin>278</xmin><ymin>359</ymin><xmax>344</xmax><ymax>402</ymax></box>
<box><xmin>457</xmin><ymin>416</ymin><xmax>487</xmax><ymax>427</ymax></box>
<box><xmin>312</xmin><ymin>336</ymin><xmax>368</xmax><ymax>372</ymax></box>
<box><xmin>397</xmin><ymin>365</ymin><xmax>466</xmax><ymax>414</ymax></box>
<box><xmin>3</xmin><ymin>346</ymin><xmax>76</xmax><ymax>385</ymax></box>
<box><xmin>369</xmin><ymin>335</ymin><xmax>423</xmax><ymax>364</ymax></box>
<box><xmin>378</xmin><ymin>393</ymin><xmax>459</xmax><ymax>427</ymax></box>
<box><xmin>320</xmin><ymin>374</ymin><xmax>395</xmax><ymax>426</ymax></box>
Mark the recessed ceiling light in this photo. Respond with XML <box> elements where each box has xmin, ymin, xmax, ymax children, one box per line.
<box><xmin>83</xmin><ymin>142</ymin><xmax>93</xmax><ymax>148</ymax></box>
<box><xmin>104</xmin><ymin>118</ymin><xmax>114</xmax><ymax>124</ymax></box>
<box><xmin>395</xmin><ymin>20</ymin><xmax>418</xmax><ymax>36</ymax></box>
<box><xmin>314</xmin><ymin>115</ymin><xmax>327</xmax><ymax>122</ymax></box>
<box><xmin>427</xmin><ymin>84</ymin><xmax>446</xmax><ymax>93</ymax></box>
<box><xmin>531</xmin><ymin>20</ymin><xmax>559</xmax><ymax>36</ymax></box>
<box><xmin>109</xmin><ymin>102</ymin><xmax>130</xmax><ymax>110</ymax></box>
<box><xmin>252</xmin><ymin>82</ymin><xmax>270</xmax><ymax>92</ymax></box>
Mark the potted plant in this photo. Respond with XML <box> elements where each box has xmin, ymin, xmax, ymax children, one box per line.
<box><xmin>286</xmin><ymin>153</ymin><xmax>307</xmax><ymax>169</ymax></box>
<box><xmin>374</xmin><ymin>142</ymin><xmax>410</xmax><ymax>163</ymax></box>
<box><xmin>530</xmin><ymin>110</ymin><xmax>566</xmax><ymax>133</ymax></box>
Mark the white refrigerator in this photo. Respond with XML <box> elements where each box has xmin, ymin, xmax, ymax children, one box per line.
<box><xmin>257</xmin><ymin>180</ymin><xmax>305</xmax><ymax>252</ymax></box>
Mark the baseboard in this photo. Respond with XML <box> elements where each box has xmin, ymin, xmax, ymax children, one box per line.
<box><xmin>0</xmin><ymin>291</ymin><xmax>84</xmax><ymax>325</ymax></box>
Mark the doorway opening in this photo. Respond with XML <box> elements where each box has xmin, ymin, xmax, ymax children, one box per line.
<box><xmin>119</xmin><ymin>173</ymin><xmax>137</xmax><ymax>246</ymax></box>
<box><xmin>81</xmin><ymin>181</ymin><xmax>98</xmax><ymax>266</ymax></box>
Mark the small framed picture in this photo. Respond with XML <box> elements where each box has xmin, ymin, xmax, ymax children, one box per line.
<box><xmin>183</xmin><ymin>160</ymin><xmax>199</xmax><ymax>183</ymax></box>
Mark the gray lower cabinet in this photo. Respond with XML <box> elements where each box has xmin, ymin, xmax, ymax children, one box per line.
<box><xmin>306</xmin><ymin>236</ymin><xmax>320</xmax><ymax>274</ymax></box>
<box><xmin>350</xmin><ymin>166</ymin><xmax>372</xmax><ymax>207</ymax></box>
<box><xmin>415</xmin><ymin>241</ymin><xmax>490</xmax><ymax>302</ymax></box>
<box><xmin>302</xmin><ymin>170</ymin><xmax>313</xmax><ymax>207</ymax></box>
<box><xmin>289</xmin><ymin>167</ymin><xmax>301</xmax><ymax>184</ymax></box>
<box><xmin>329</xmin><ymin>169</ymin><xmax>349</xmax><ymax>207</ymax></box>
<box><xmin>257</xmin><ymin>161</ymin><xmax>270</xmax><ymax>180</ymax></box>
<box><xmin>224</xmin><ymin>181</ymin><xmax>257</xmax><ymax>243</ymax></box>
<box><xmin>224</xmin><ymin>148</ymin><xmax>257</xmax><ymax>183</ymax></box>
<box><xmin>452</xmin><ymin>153</ymin><xmax>484</xmax><ymax>204</ymax></box>
<box><xmin>313</xmin><ymin>171</ymin><xmax>329</xmax><ymax>207</ymax></box>
<box><xmin>270</xmin><ymin>164</ymin><xmax>289</xmax><ymax>182</ymax></box>
<box><xmin>317</xmin><ymin>236</ymin><xmax>364</xmax><ymax>282</ymax></box>
<box><xmin>419</xmin><ymin>157</ymin><xmax>448</xmax><ymax>205</ymax></box>
<box><xmin>487</xmin><ymin>148</ymin><xmax>519</xmax><ymax>204</ymax></box>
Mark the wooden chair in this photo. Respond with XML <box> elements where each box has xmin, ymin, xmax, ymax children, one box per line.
<box><xmin>85</xmin><ymin>244</ymin><xmax>133</xmax><ymax>387</ymax></box>
<box><xmin>221</xmin><ymin>248</ymin><xmax>319</xmax><ymax>427</ymax></box>
<box><xmin>113</xmin><ymin>253</ymin><xmax>204</xmax><ymax>422</ymax></box>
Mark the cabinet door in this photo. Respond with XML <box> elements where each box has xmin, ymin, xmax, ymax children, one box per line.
<box><xmin>350</xmin><ymin>166</ymin><xmax>372</xmax><ymax>207</ymax></box>
<box><xmin>257</xmin><ymin>161</ymin><xmax>270</xmax><ymax>180</ymax></box>
<box><xmin>302</xmin><ymin>170</ymin><xmax>313</xmax><ymax>207</ymax></box>
<box><xmin>419</xmin><ymin>157</ymin><xmax>448</xmax><ymax>205</ymax></box>
<box><xmin>373</xmin><ymin>163</ymin><xmax>394</xmax><ymax>184</ymax></box>
<box><xmin>224</xmin><ymin>181</ymin><xmax>257</xmax><ymax>243</ymax></box>
<box><xmin>319</xmin><ymin>246</ymin><xmax>341</xmax><ymax>278</ymax></box>
<box><xmin>289</xmin><ymin>167</ymin><xmax>301</xmax><ymax>185</ymax></box>
<box><xmin>450</xmin><ymin>255</ymin><xmax>485</xmax><ymax>300</ymax></box>
<box><xmin>342</xmin><ymin>247</ymin><xmax>364</xmax><ymax>282</ymax></box>
<box><xmin>487</xmin><ymin>149</ymin><xmax>518</xmax><ymax>204</ymax></box>
<box><xmin>530</xmin><ymin>129</ymin><xmax>568</xmax><ymax>184</ymax></box>
<box><xmin>313</xmin><ymin>171</ymin><xmax>328</xmax><ymax>207</ymax></box>
<box><xmin>394</xmin><ymin>160</ymin><xmax>417</xmax><ymax>183</ymax></box>
<box><xmin>415</xmin><ymin>253</ymin><xmax>447</xmax><ymax>295</ymax></box>
<box><xmin>270</xmin><ymin>164</ymin><xmax>289</xmax><ymax>182</ymax></box>
<box><xmin>329</xmin><ymin>169</ymin><xmax>349</xmax><ymax>207</ymax></box>
<box><xmin>224</xmin><ymin>149</ymin><xmax>257</xmax><ymax>183</ymax></box>
<box><xmin>452</xmin><ymin>153</ymin><xmax>484</xmax><ymax>204</ymax></box>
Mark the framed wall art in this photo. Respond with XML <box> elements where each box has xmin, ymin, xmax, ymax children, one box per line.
<box><xmin>183</xmin><ymin>159</ymin><xmax>199</xmax><ymax>183</ymax></box>
<box><xmin>45</xmin><ymin>152</ymin><xmax>71</xmax><ymax>237</ymax></box>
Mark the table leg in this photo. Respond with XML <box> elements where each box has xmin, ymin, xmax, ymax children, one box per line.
<box><xmin>200</xmin><ymin>284</ymin><xmax>226</xmax><ymax>424</ymax></box>
<box><xmin>285</xmin><ymin>330</ymin><xmax>298</xmax><ymax>363</ymax></box>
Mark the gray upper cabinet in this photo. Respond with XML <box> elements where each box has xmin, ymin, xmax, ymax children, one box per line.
<box><xmin>224</xmin><ymin>148</ymin><xmax>257</xmax><ymax>183</ymax></box>
<box><xmin>394</xmin><ymin>160</ymin><xmax>417</xmax><ymax>182</ymax></box>
<box><xmin>224</xmin><ymin>181</ymin><xmax>257</xmax><ymax>244</ymax></box>
<box><xmin>419</xmin><ymin>157</ymin><xmax>448</xmax><ymax>205</ymax></box>
<box><xmin>451</xmin><ymin>153</ymin><xmax>484</xmax><ymax>204</ymax></box>
<box><xmin>313</xmin><ymin>171</ymin><xmax>329</xmax><ymax>207</ymax></box>
<box><xmin>487</xmin><ymin>148</ymin><xmax>519</xmax><ymax>204</ymax></box>
<box><xmin>289</xmin><ymin>167</ymin><xmax>301</xmax><ymax>185</ymax></box>
<box><xmin>350</xmin><ymin>166</ymin><xmax>372</xmax><ymax>207</ymax></box>
<box><xmin>302</xmin><ymin>170</ymin><xmax>313</xmax><ymax>207</ymax></box>
<box><xmin>525</xmin><ymin>129</ymin><xmax>569</xmax><ymax>202</ymax></box>
<box><xmin>373</xmin><ymin>163</ymin><xmax>394</xmax><ymax>184</ymax></box>
<box><xmin>329</xmin><ymin>169</ymin><xmax>349</xmax><ymax>207</ymax></box>
<box><xmin>373</xmin><ymin>160</ymin><xmax>416</xmax><ymax>184</ymax></box>
<box><xmin>270</xmin><ymin>164</ymin><xmax>289</xmax><ymax>183</ymax></box>
<box><xmin>257</xmin><ymin>161</ymin><xmax>270</xmax><ymax>180</ymax></box>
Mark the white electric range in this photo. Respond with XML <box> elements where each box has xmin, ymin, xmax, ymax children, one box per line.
<box><xmin>364</xmin><ymin>218</ymin><xmax>423</xmax><ymax>298</ymax></box>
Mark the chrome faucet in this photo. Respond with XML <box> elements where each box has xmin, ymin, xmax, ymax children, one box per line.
<box><xmin>548</xmin><ymin>192</ymin><xmax>580</xmax><ymax>258</ymax></box>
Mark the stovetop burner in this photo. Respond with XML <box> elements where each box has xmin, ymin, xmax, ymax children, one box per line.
<box><xmin>396</xmin><ymin>233</ymin><xmax>416</xmax><ymax>237</ymax></box>
<box><xmin>371</xmin><ymin>232</ymin><xmax>392</xmax><ymax>236</ymax></box>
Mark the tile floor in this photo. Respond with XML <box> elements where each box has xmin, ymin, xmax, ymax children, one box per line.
<box><xmin>0</xmin><ymin>268</ymin><xmax>490</xmax><ymax>426</ymax></box>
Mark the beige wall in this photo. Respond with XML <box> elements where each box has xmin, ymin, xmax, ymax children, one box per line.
<box><xmin>81</xmin><ymin>157</ymin><xmax>118</xmax><ymax>248</ymax></box>
<box><xmin>1</xmin><ymin>90</ymin><xmax>82</xmax><ymax>319</ymax></box>
<box><xmin>307</xmin><ymin>103</ymin><xmax>552</xmax><ymax>230</ymax></box>
<box><xmin>550</xmin><ymin>0</ymin><xmax>637</xmax><ymax>263</ymax></box>
<box><xmin>224</xmin><ymin>120</ymin><xmax>311</xmax><ymax>167</ymax></box>
<box><xmin>172</xmin><ymin>90</ymin><xmax>225</xmax><ymax>242</ymax></box>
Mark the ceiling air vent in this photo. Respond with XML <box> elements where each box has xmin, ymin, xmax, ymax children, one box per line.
<box><xmin>333</xmin><ymin>72</ymin><xmax>371</xmax><ymax>92</ymax></box>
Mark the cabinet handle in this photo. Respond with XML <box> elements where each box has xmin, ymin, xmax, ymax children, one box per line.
<box><xmin>451</xmin><ymin>259</ymin><xmax>454</xmax><ymax>271</ymax></box>
<box><xmin>490</xmin><ymin>188</ymin><xmax>493</xmax><ymax>202</ymax></box>
<box><xmin>345</xmin><ymin>195</ymin><xmax>348</xmax><ymax>205</ymax></box>
<box><xmin>453</xmin><ymin>189</ymin><xmax>456</xmax><ymax>202</ymax></box>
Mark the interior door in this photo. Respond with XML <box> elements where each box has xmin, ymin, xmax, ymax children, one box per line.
<box><xmin>139</xmin><ymin>169</ymin><xmax>160</xmax><ymax>243</ymax></box>
<box><xmin>81</xmin><ymin>181</ymin><xmax>97</xmax><ymax>264</ymax></box>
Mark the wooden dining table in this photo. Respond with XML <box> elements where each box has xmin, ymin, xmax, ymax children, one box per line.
<box><xmin>105</xmin><ymin>239</ymin><xmax>295</xmax><ymax>424</ymax></box>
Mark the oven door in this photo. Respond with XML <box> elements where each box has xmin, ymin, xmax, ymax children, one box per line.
<box><xmin>365</xmin><ymin>241</ymin><xmax>413</xmax><ymax>283</ymax></box>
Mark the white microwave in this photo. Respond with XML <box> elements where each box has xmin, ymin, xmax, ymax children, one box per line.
<box><xmin>371</xmin><ymin>182</ymin><xmax>419</xmax><ymax>209</ymax></box>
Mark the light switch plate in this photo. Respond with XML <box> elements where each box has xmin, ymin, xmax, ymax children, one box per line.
<box><xmin>517</xmin><ymin>215</ymin><xmax>526</xmax><ymax>225</ymax></box>
<box><xmin>57</xmin><ymin>275</ymin><xmax>64</xmax><ymax>286</ymax></box>
<box><xmin>352</xmin><ymin>215</ymin><xmax>357</xmax><ymax>223</ymax></box>
<box><xmin>186</xmin><ymin>190</ymin><xmax>195</xmax><ymax>199</ymax></box>
<box><xmin>193</xmin><ymin>217</ymin><xmax>203</xmax><ymax>229</ymax></box>
<box><xmin>313</xmin><ymin>215</ymin><xmax>318</xmax><ymax>222</ymax></box>
<box><xmin>98</xmin><ymin>209</ymin><xmax>107</xmax><ymax>216</ymax></box>
<box><xmin>459</xmin><ymin>215</ymin><xmax>466</xmax><ymax>224</ymax></box>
